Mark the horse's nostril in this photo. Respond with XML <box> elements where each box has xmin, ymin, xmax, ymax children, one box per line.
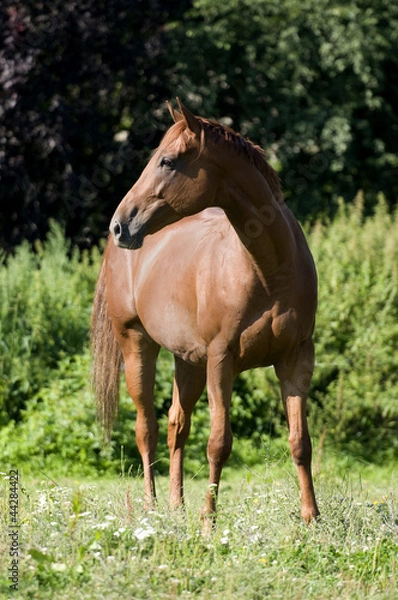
<box><xmin>113</xmin><ymin>220</ymin><xmax>122</xmax><ymax>239</ymax></box>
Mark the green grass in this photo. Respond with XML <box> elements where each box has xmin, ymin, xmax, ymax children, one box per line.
<box><xmin>1</xmin><ymin>459</ymin><xmax>397</xmax><ymax>599</ymax></box>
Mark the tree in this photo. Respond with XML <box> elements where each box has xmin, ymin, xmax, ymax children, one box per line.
<box><xmin>165</xmin><ymin>0</ymin><xmax>398</xmax><ymax>219</ymax></box>
<box><xmin>0</xmin><ymin>0</ymin><xmax>192</xmax><ymax>249</ymax></box>
<box><xmin>1</xmin><ymin>0</ymin><xmax>397</xmax><ymax>250</ymax></box>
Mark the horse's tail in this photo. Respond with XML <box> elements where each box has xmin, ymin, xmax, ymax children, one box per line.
<box><xmin>91</xmin><ymin>253</ymin><xmax>122</xmax><ymax>442</ymax></box>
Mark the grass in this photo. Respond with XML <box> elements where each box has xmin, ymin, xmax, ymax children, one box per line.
<box><xmin>0</xmin><ymin>458</ymin><xmax>397</xmax><ymax>599</ymax></box>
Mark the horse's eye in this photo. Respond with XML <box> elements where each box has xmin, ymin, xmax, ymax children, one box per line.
<box><xmin>160</xmin><ymin>157</ymin><xmax>175</xmax><ymax>169</ymax></box>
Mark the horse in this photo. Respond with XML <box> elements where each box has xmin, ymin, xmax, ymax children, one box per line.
<box><xmin>91</xmin><ymin>99</ymin><xmax>319</xmax><ymax>526</ymax></box>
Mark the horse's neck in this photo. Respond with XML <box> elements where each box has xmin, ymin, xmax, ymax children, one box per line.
<box><xmin>222</xmin><ymin>166</ymin><xmax>295</xmax><ymax>276</ymax></box>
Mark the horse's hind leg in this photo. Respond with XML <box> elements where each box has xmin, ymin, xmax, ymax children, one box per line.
<box><xmin>119</xmin><ymin>329</ymin><xmax>160</xmax><ymax>506</ymax></box>
<box><xmin>277</xmin><ymin>339</ymin><xmax>319</xmax><ymax>522</ymax></box>
<box><xmin>168</xmin><ymin>357</ymin><xmax>206</xmax><ymax>508</ymax></box>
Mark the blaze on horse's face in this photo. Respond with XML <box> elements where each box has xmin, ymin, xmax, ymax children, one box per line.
<box><xmin>110</xmin><ymin>102</ymin><xmax>220</xmax><ymax>250</ymax></box>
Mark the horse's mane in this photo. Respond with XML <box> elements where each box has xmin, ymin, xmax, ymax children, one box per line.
<box><xmin>161</xmin><ymin>117</ymin><xmax>284</xmax><ymax>204</ymax></box>
<box><xmin>200</xmin><ymin>118</ymin><xmax>284</xmax><ymax>204</ymax></box>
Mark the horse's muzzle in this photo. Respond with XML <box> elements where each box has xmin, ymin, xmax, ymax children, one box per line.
<box><xmin>110</xmin><ymin>218</ymin><xmax>144</xmax><ymax>250</ymax></box>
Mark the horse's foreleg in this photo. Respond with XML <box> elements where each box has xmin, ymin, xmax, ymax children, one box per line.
<box><xmin>121</xmin><ymin>333</ymin><xmax>160</xmax><ymax>508</ymax></box>
<box><xmin>168</xmin><ymin>358</ymin><xmax>206</xmax><ymax>509</ymax></box>
<box><xmin>278</xmin><ymin>339</ymin><xmax>319</xmax><ymax>523</ymax></box>
<box><xmin>202</xmin><ymin>352</ymin><xmax>234</xmax><ymax>531</ymax></box>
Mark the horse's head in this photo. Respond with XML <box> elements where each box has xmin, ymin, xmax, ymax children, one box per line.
<box><xmin>110</xmin><ymin>99</ymin><xmax>220</xmax><ymax>249</ymax></box>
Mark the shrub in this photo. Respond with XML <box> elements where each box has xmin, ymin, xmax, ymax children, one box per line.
<box><xmin>0</xmin><ymin>222</ymin><xmax>101</xmax><ymax>425</ymax></box>
<box><xmin>1</xmin><ymin>199</ymin><xmax>397</xmax><ymax>476</ymax></box>
<box><xmin>309</xmin><ymin>194</ymin><xmax>398</xmax><ymax>461</ymax></box>
<box><xmin>0</xmin><ymin>353</ymin><xmax>114</xmax><ymax>476</ymax></box>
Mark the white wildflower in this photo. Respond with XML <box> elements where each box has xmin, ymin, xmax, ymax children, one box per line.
<box><xmin>133</xmin><ymin>525</ymin><xmax>156</xmax><ymax>540</ymax></box>
<box><xmin>92</xmin><ymin>522</ymin><xmax>112</xmax><ymax>530</ymax></box>
<box><xmin>89</xmin><ymin>541</ymin><xmax>102</xmax><ymax>551</ymax></box>
<box><xmin>37</xmin><ymin>492</ymin><xmax>49</xmax><ymax>513</ymax></box>
<box><xmin>220</xmin><ymin>536</ymin><xmax>229</xmax><ymax>545</ymax></box>
<box><xmin>114</xmin><ymin>527</ymin><xmax>126</xmax><ymax>538</ymax></box>
<box><xmin>51</xmin><ymin>563</ymin><xmax>67</xmax><ymax>572</ymax></box>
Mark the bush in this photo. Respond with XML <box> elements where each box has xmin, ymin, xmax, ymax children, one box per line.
<box><xmin>0</xmin><ymin>222</ymin><xmax>101</xmax><ymax>425</ymax></box>
<box><xmin>309</xmin><ymin>194</ymin><xmax>398</xmax><ymax>461</ymax></box>
<box><xmin>1</xmin><ymin>200</ymin><xmax>397</xmax><ymax>476</ymax></box>
<box><xmin>0</xmin><ymin>353</ymin><xmax>114</xmax><ymax>476</ymax></box>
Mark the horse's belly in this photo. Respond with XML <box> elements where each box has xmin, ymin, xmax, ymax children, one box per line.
<box><xmin>139</xmin><ymin>288</ymin><xmax>303</xmax><ymax>371</ymax></box>
<box><xmin>139</xmin><ymin>302</ymin><xmax>208</xmax><ymax>366</ymax></box>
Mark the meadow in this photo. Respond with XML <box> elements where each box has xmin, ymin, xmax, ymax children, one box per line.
<box><xmin>0</xmin><ymin>459</ymin><xmax>397</xmax><ymax>599</ymax></box>
<box><xmin>0</xmin><ymin>196</ymin><xmax>398</xmax><ymax>598</ymax></box>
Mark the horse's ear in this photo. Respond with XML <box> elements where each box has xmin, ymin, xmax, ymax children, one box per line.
<box><xmin>176</xmin><ymin>97</ymin><xmax>201</xmax><ymax>137</ymax></box>
<box><xmin>166</xmin><ymin>100</ymin><xmax>183</xmax><ymax>123</ymax></box>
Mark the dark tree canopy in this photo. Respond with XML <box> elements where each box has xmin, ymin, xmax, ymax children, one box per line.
<box><xmin>0</xmin><ymin>0</ymin><xmax>397</xmax><ymax>250</ymax></box>
<box><xmin>164</xmin><ymin>0</ymin><xmax>398</xmax><ymax>218</ymax></box>
<box><xmin>0</xmin><ymin>0</ymin><xmax>192</xmax><ymax>249</ymax></box>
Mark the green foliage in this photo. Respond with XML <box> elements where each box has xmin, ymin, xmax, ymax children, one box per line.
<box><xmin>0</xmin><ymin>222</ymin><xmax>101</xmax><ymax>425</ymax></box>
<box><xmin>0</xmin><ymin>353</ymin><xmax>116</xmax><ymax>477</ymax></box>
<box><xmin>309</xmin><ymin>194</ymin><xmax>398</xmax><ymax>461</ymax></box>
<box><xmin>1</xmin><ymin>0</ymin><xmax>397</xmax><ymax>249</ymax></box>
<box><xmin>165</xmin><ymin>0</ymin><xmax>398</xmax><ymax>218</ymax></box>
<box><xmin>0</xmin><ymin>0</ymin><xmax>193</xmax><ymax>249</ymax></box>
<box><xmin>0</xmin><ymin>203</ymin><xmax>397</xmax><ymax>476</ymax></box>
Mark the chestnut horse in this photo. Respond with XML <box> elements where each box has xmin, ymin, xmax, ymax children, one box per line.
<box><xmin>91</xmin><ymin>100</ymin><xmax>319</xmax><ymax>525</ymax></box>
